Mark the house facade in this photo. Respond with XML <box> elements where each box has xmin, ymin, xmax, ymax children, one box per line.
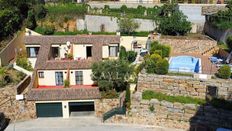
<box><xmin>25</xmin><ymin>35</ymin><xmax>120</xmax><ymax>118</ymax></box>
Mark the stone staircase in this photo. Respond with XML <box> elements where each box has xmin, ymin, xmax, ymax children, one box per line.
<box><xmin>201</xmin><ymin>46</ymin><xmax>219</xmax><ymax>56</ymax></box>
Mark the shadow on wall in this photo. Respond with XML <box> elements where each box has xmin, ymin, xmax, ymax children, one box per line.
<box><xmin>189</xmin><ymin>88</ymin><xmax>232</xmax><ymax>131</ymax></box>
<box><xmin>203</xmin><ymin>21</ymin><xmax>232</xmax><ymax>43</ymax></box>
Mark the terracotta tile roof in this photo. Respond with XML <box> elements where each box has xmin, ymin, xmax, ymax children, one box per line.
<box><xmin>25</xmin><ymin>35</ymin><xmax>118</xmax><ymax>101</ymax></box>
<box><xmin>27</xmin><ymin>87</ymin><xmax>101</xmax><ymax>101</ymax></box>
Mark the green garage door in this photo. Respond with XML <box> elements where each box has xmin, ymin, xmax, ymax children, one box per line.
<box><xmin>36</xmin><ymin>103</ymin><xmax>63</xmax><ymax>117</ymax></box>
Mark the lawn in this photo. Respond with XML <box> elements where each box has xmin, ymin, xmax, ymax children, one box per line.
<box><xmin>142</xmin><ymin>90</ymin><xmax>206</xmax><ymax>105</ymax></box>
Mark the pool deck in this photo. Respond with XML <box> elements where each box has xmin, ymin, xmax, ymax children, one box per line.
<box><xmin>171</xmin><ymin>53</ymin><xmax>218</xmax><ymax>74</ymax></box>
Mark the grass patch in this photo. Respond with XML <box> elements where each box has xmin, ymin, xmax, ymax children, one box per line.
<box><xmin>53</xmin><ymin>31</ymin><xmax>116</xmax><ymax>35</ymax></box>
<box><xmin>121</xmin><ymin>31</ymin><xmax>150</xmax><ymax>37</ymax></box>
<box><xmin>168</xmin><ymin>72</ymin><xmax>193</xmax><ymax>77</ymax></box>
<box><xmin>142</xmin><ymin>90</ymin><xmax>206</xmax><ymax>105</ymax></box>
<box><xmin>45</xmin><ymin>3</ymin><xmax>87</xmax><ymax>16</ymax></box>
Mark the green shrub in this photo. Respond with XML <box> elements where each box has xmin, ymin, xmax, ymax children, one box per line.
<box><xmin>149</xmin><ymin>105</ymin><xmax>155</xmax><ymax>112</ymax></box>
<box><xmin>145</xmin><ymin>59</ymin><xmax>156</xmax><ymax>74</ymax></box>
<box><xmin>127</xmin><ymin>51</ymin><xmax>137</xmax><ymax>63</ymax></box>
<box><xmin>150</xmin><ymin>53</ymin><xmax>162</xmax><ymax>62</ymax></box>
<box><xmin>64</xmin><ymin>79</ymin><xmax>70</xmax><ymax>88</ymax></box>
<box><xmin>101</xmin><ymin>90</ymin><xmax>119</xmax><ymax>99</ymax></box>
<box><xmin>142</xmin><ymin>90</ymin><xmax>206</xmax><ymax>105</ymax></box>
<box><xmin>34</xmin><ymin>26</ymin><xmax>55</xmax><ymax>35</ymax></box>
<box><xmin>226</xmin><ymin>36</ymin><xmax>232</xmax><ymax>50</ymax></box>
<box><xmin>16</xmin><ymin>56</ymin><xmax>33</xmax><ymax>71</ymax></box>
<box><xmin>155</xmin><ymin>59</ymin><xmax>169</xmax><ymax>75</ymax></box>
<box><xmin>119</xmin><ymin>46</ymin><xmax>127</xmax><ymax>60</ymax></box>
<box><xmin>150</xmin><ymin>41</ymin><xmax>171</xmax><ymax>58</ymax></box>
<box><xmin>217</xmin><ymin>65</ymin><xmax>231</xmax><ymax>79</ymax></box>
<box><xmin>135</xmin><ymin>62</ymin><xmax>145</xmax><ymax>75</ymax></box>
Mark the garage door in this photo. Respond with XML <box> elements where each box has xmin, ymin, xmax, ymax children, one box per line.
<box><xmin>36</xmin><ymin>103</ymin><xmax>63</xmax><ymax>117</ymax></box>
<box><xmin>69</xmin><ymin>102</ymin><xmax>94</xmax><ymax>117</ymax></box>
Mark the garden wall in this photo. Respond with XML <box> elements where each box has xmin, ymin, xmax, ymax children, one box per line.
<box><xmin>0</xmin><ymin>86</ymin><xmax>36</xmax><ymax>121</ymax></box>
<box><xmin>77</xmin><ymin>15</ymin><xmax>156</xmax><ymax>32</ymax></box>
<box><xmin>0</xmin><ymin>31</ymin><xmax>25</xmax><ymax>67</ymax></box>
<box><xmin>137</xmin><ymin>73</ymin><xmax>232</xmax><ymax>100</ymax></box>
<box><xmin>106</xmin><ymin>93</ymin><xmax>232</xmax><ymax>130</ymax></box>
<box><xmin>204</xmin><ymin>22</ymin><xmax>232</xmax><ymax>42</ymax></box>
<box><xmin>95</xmin><ymin>99</ymin><xmax>121</xmax><ymax>117</ymax></box>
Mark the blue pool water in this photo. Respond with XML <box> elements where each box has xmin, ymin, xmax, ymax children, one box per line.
<box><xmin>169</xmin><ymin>56</ymin><xmax>201</xmax><ymax>73</ymax></box>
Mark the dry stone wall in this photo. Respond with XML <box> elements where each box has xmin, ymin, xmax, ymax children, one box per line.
<box><xmin>0</xmin><ymin>86</ymin><xmax>36</xmax><ymax>121</ymax></box>
<box><xmin>106</xmin><ymin>92</ymin><xmax>232</xmax><ymax>130</ymax></box>
<box><xmin>95</xmin><ymin>98</ymin><xmax>120</xmax><ymax>117</ymax></box>
<box><xmin>137</xmin><ymin>73</ymin><xmax>232</xmax><ymax>100</ymax></box>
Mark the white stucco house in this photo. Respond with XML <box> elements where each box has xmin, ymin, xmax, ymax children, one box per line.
<box><xmin>25</xmin><ymin>35</ymin><xmax>120</xmax><ymax>118</ymax></box>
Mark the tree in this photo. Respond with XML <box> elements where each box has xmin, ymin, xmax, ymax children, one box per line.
<box><xmin>119</xmin><ymin>46</ymin><xmax>127</xmax><ymax>60</ymax></box>
<box><xmin>91</xmin><ymin>60</ymin><xmax>133</xmax><ymax>92</ymax></box>
<box><xmin>34</xmin><ymin>4</ymin><xmax>47</xmax><ymax>20</ymax></box>
<box><xmin>26</xmin><ymin>10</ymin><xmax>37</xmax><ymax>30</ymax></box>
<box><xmin>118</xmin><ymin>17</ymin><xmax>140</xmax><ymax>35</ymax></box>
<box><xmin>157</xmin><ymin>3</ymin><xmax>191</xmax><ymax>36</ymax></box>
<box><xmin>226</xmin><ymin>36</ymin><xmax>232</xmax><ymax>51</ymax></box>
<box><xmin>0</xmin><ymin>9</ymin><xmax>21</xmax><ymax>39</ymax></box>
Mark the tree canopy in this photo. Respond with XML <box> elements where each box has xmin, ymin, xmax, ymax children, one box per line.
<box><xmin>157</xmin><ymin>3</ymin><xmax>192</xmax><ymax>36</ymax></box>
<box><xmin>0</xmin><ymin>0</ymin><xmax>47</xmax><ymax>40</ymax></box>
<box><xmin>91</xmin><ymin>60</ymin><xmax>133</xmax><ymax>92</ymax></box>
<box><xmin>118</xmin><ymin>17</ymin><xmax>140</xmax><ymax>35</ymax></box>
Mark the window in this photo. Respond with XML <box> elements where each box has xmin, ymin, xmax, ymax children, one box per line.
<box><xmin>75</xmin><ymin>71</ymin><xmax>83</xmax><ymax>85</ymax></box>
<box><xmin>52</xmin><ymin>47</ymin><xmax>60</xmax><ymax>58</ymax></box>
<box><xmin>26</xmin><ymin>47</ymin><xmax>40</xmax><ymax>58</ymax></box>
<box><xmin>86</xmin><ymin>46</ymin><xmax>92</xmax><ymax>58</ymax></box>
<box><xmin>55</xmin><ymin>72</ymin><xmax>63</xmax><ymax>86</ymax></box>
<box><xmin>38</xmin><ymin>72</ymin><xmax>44</xmax><ymax>78</ymax></box>
<box><xmin>109</xmin><ymin>46</ymin><xmax>118</xmax><ymax>57</ymax></box>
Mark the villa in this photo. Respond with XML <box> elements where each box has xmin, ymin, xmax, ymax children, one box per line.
<box><xmin>25</xmin><ymin>35</ymin><xmax>120</xmax><ymax>118</ymax></box>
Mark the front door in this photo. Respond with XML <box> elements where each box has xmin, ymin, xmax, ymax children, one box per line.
<box><xmin>55</xmin><ymin>72</ymin><xmax>63</xmax><ymax>86</ymax></box>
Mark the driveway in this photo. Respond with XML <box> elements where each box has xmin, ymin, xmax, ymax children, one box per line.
<box><xmin>5</xmin><ymin>117</ymin><xmax>183</xmax><ymax>131</ymax></box>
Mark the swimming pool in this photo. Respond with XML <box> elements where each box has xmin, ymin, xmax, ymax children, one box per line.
<box><xmin>169</xmin><ymin>56</ymin><xmax>201</xmax><ymax>73</ymax></box>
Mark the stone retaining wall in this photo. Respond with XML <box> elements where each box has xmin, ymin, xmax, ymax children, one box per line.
<box><xmin>137</xmin><ymin>73</ymin><xmax>232</xmax><ymax>100</ymax></box>
<box><xmin>0</xmin><ymin>86</ymin><xmax>36</xmax><ymax>121</ymax></box>
<box><xmin>95</xmin><ymin>99</ymin><xmax>120</xmax><ymax>117</ymax></box>
<box><xmin>106</xmin><ymin>92</ymin><xmax>232</xmax><ymax>130</ymax></box>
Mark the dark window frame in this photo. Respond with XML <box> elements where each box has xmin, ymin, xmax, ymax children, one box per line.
<box><xmin>75</xmin><ymin>71</ymin><xmax>83</xmax><ymax>85</ymax></box>
<box><xmin>38</xmin><ymin>72</ymin><xmax>44</xmax><ymax>78</ymax></box>
<box><xmin>26</xmin><ymin>47</ymin><xmax>40</xmax><ymax>58</ymax></box>
<box><xmin>55</xmin><ymin>72</ymin><xmax>64</xmax><ymax>86</ymax></box>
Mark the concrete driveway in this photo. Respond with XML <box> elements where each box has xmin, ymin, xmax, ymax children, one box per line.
<box><xmin>5</xmin><ymin>117</ymin><xmax>183</xmax><ymax>131</ymax></box>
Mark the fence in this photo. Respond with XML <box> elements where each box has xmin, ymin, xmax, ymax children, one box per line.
<box><xmin>16</xmin><ymin>75</ymin><xmax>31</xmax><ymax>94</ymax></box>
<box><xmin>0</xmin><ymin>31</ymin><xmax>25</xmax><ymax>67</ymax></box>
